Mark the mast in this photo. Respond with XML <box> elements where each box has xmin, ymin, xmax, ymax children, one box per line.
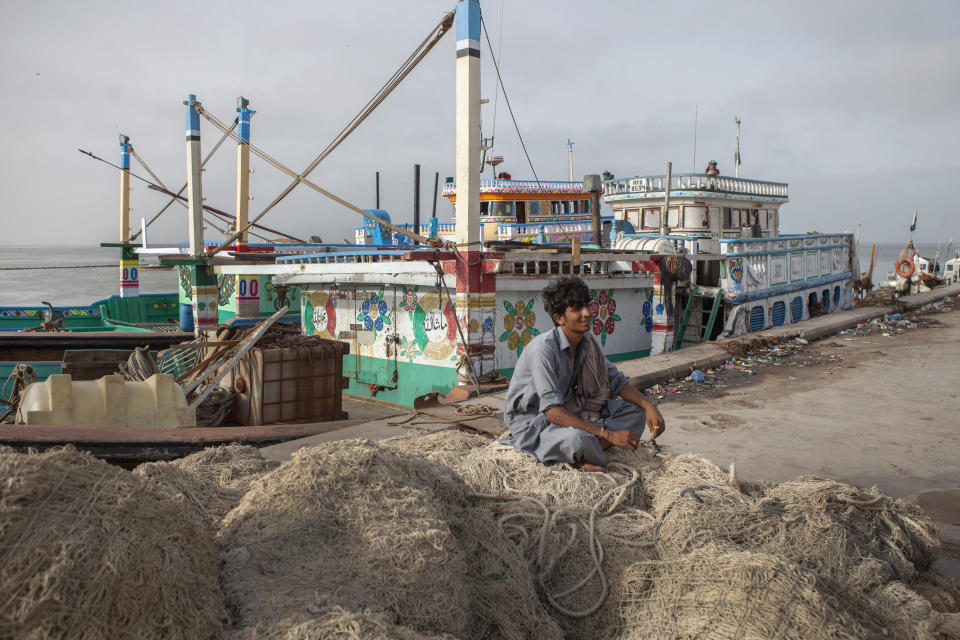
<box><xmin>660</xmin><ymin>161</ymin><xmax>672</xmax><ymax>236</ymax></box>
<box><xmin>235</xmin><ymin>97</ymin><xmax>254</xmax><ymax>250</ymax></box>
<box><xmin>454</xmin><ymin>0</ymin><xmax>481</xmax><ymax>250</ymax></box>
<box><xmin>454</xmin><ymin>0</ymin><xmax>489</xmax><ymax>387</ymax></box>
<box><xmin>734</xmin><ymin>116</ymin><xmax>742</xmax><ymax>178</ymax></box>
<box><xmin>567</xmin><ymin>139</ymin><xmax>574</xmax><ymax>181</ymax></box>
<box><xmin>185</xmin><ymin>94</ymin><xmax>204</xmax><ymax>257</ymax></box>
<box><xmin>118</xmin><ymin>134</ymin><xmax>139</xmax><ymax>297</ymax></box>
<box><xmin>184</xmin><ymin>94</ymin><xmax>217</xmax><ymax>336</ymax></box>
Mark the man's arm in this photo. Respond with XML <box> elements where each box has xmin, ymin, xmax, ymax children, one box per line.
<box><xmin>543</xmin><ymin>405</ymin><xmax>638</xmax><ymax>450</ymax></box>
<box><xmin>618</xmin><ymin>383</ymin><xmax>666</xmax><ymax>440</ymax></box>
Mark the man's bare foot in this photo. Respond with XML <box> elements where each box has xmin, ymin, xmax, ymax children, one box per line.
<box><xmin>575</xmin><ymin>461</ymin><xmax>606</xmax><ymax>472</ymax></box>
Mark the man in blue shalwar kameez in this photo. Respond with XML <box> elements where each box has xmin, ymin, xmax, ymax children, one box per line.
<box><xmin>501</xmin><ymin>277</ymin><xmax>665</xmax><ymax>472</ymax></box>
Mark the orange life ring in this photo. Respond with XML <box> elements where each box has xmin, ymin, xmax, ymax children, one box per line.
<box><xmin>895</xmin><ymin>257</ymin><xmax>915</xmax><ymax>279</ymax></box>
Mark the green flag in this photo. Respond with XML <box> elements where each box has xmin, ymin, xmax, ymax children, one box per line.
<box><xmin>910</xmin><ymin>211</ymin><xmax>918</xmax><ymax>232</ymax></box>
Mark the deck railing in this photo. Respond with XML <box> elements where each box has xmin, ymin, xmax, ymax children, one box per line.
<box><xmin>441</xmin><ymin>179</ymin><xmax>584</xmax><ymax>197</ymax></box>
<box><xmin>603</xmin><ymin>173</ymin><xmax>788</xmax><ymax>199</ymax></box>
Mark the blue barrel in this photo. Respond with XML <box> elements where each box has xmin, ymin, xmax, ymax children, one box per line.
<box><xmin>179</xmin><ymin>304</ymin><xmax>194</xmax><ymax>332</ymax></box>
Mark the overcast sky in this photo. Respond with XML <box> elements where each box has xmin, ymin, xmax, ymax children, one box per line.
<box><xmin>1</xmin><ymin>0</ymin><xmax>957</xmax><ymax>247</ymax></box>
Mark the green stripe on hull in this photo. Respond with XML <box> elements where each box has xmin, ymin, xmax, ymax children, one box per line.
<box><xmin>342</xmin><ymin>357</ymin><xmax>459</xmax><ymax>407</ymax></box>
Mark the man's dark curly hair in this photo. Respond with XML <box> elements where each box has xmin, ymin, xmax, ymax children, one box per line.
<box><xmin>542</xmin><ymin>276</ymin><xmax>592</xmax><ymax>324</ymax></box>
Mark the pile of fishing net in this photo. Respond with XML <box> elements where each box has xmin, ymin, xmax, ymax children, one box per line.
<box><xmin>133</xmin><ymin>443</ymin><xmax>279</xmax><ymax>528</ymax></box>
<box><xmin>0</xmin><ymin>445</ymin><xmax>225</xmax><ymax>639</ymax></box>
<box><xmin>620</xmin><ymin>454</ymin><xmax>960</xmax><ymax>639</ymax></box>
<box><xmin>383</xmin><ymin>430</ymin><xmax>663</xmax><ymax>640</ymax></box>
<box><xmin>217</xmin><ymin>439</ymin><xmax>563</xmax><ymax>639</ymax></box>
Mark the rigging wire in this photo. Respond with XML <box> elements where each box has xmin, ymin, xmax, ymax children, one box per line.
<box><xmin>204</xmin><ymin>10</ymin><xmax>456</xmax><ymax>256</ymax></box>
<box><xmin>480</xmin><ymin>15</ymin><xmax>578</xmax><ymax>243</ymax></box>
<box><xmin>77</xmin><ymin>148</ymin><xmax>305</xmax><ymax>243</ymax></box>
<box><xmin>129</xmin><ymin>146</ymin><xmax>255</xmax><ymax>241</ymax></box>
<box><xmin>480</xmin><ymin>14</ymin><xmax>540</xmax><ymax>186</ymax></box>
<box><xmin>489</xmin><ymin>0</ymin><xmax>505</xmax><ymax>145</ymax></box>
<box><xmin>128</xmin><ymin>118</ymin><xmax>239</xmax><ymax>242</ymax></box>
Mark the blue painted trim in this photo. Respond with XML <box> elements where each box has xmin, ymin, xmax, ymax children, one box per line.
<box><xmin>237</xmin><ymin>105</ymin><xmax>253</xmax><ymax>144</ymax></box>
<box><xmin>184</xmin><ymin>94</ymin><xmax>200</xmax><ymax>136</ymax></box>
<box><xmin>456</xmin><ymin>0</ymin><xmax>481</xmax><ymax>46</ymax></box>
<box><xmin>724</xmin><ymin>272</ymin><xmax>852</xmax><ymax>303</ymax></box>
<box><xmin>120</xmin><ymin>140</ymin><xmax>130</xmax><ymax>170</ymax></box>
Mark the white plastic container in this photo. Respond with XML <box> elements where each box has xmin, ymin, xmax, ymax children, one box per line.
<box><xmin>17</xmin><ymin>374</ymin><xmax>196</xmax><ymax>428</ymax></box>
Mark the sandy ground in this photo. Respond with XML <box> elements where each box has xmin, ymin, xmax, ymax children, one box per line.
<box><xmin>652</xmin><ymin>299</ymin><xmax>959</xmax><ymax>500</ymax></box>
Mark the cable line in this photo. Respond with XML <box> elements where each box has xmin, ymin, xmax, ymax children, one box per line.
<box><xmin>201</xmin><ymin>10</ymin><xmax>456</xmax><ymax>255</ymax></box>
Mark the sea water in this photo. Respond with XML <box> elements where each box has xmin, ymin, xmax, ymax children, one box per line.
<box><xmin>0</xmin><ymin>241</ymin><xmax>948</xmax><ymax>309</ymax></box>
<box><xmin>0</xmin><ymin>245</ymin><xmax>177</xmax><ymax>307</ymax></box>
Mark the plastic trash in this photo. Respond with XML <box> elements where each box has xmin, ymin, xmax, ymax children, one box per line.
<box><xmin>794</xmin><ymin>337</ymin><xmax>809</xmax><ymax>345</ymax></box>
<box><xmin>690</xmin><ymin>369</ymin><xmax>705</xmax><ymax>383</ymax></box>
<box><xmin>887</xmin><ymin>313</ymin><xmax>904</xmax><ymax>322</ymax></box>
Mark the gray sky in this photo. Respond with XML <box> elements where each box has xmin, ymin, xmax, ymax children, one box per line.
<box><xmin>1</xmin><ymin>0</ymin><xmax>957</xmax><ymax>247</ymax></box>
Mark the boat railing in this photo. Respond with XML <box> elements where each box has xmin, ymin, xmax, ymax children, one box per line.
<box><xmin>603</xmin><ymin>173</ymin><xmax>788</xmax><ymax>199</ymax></box>
<box><xmin>442</xmin><ymin>179</ymin><xmax>584</xmax><ymax>196</ymax></box>
<box><xmin>277</xmin><ymin>249</ymin><xmax>417</xmax><ymax>264</ymax></box>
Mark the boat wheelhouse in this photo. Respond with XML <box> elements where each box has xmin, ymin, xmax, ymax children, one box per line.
<box><xmin>606</xmin><ymin>162</ymin><xmax>858</xmax><ymax>343</ymax></box>
<box><xmin>354</xmin><ymin>176</ymin><xmax>610</xmax><ymax>246</ymax></box>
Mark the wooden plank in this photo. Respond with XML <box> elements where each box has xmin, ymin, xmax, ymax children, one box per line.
<box><xmin>0</xmin><ymin>419</ymin><xmax>364</xmax><ymax>445</ymax></box>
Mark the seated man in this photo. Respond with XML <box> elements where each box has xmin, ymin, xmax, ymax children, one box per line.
<box><xmin>501</xmin><ymin>276</ymin><xmax>665</xmax><ymax>471</ymax></box>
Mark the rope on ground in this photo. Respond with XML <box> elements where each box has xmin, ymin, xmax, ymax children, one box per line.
<box><xmin>0</xmin><ymin>364</ymin><xmax>37</xmax><ymax>421</ymax></box>
<box><xmin>475</xmin><ymin>460</ymin><xmax>644</xmax><ymax>620</ymax></box>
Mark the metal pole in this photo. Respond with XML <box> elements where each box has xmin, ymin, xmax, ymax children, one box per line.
<box><xmin>431</xmin><ymin>171</ymin><xmax>439</xmax><ymax>219</ymax></box>
<box><xmin>692</xmin><ymin>105</ymin><xmax>698</xmax><ymax>172</ymax></box>
<box><xmin>235</xmin><ymin>97</ymin><xmax>253</xmax><ymax>249</ymax></box>
<box><xmin>185</xmin><ymin>94</ymin><xmax>204</xmax><ymax>256</ymax></box>
<box><xmin>660</xmin><ymin>161</ymin><xmax>672</xmax><ymax>236</ymax></box>
<box><xmin>567</xmin><ymin>139</ymin><xmax>574</xmax><ymax>181</ymax></box>
<box><xmin>413</xmin><ymin>163</ymin><xmax>421</xmax><ymax>235</ymax></box>
<box><xmin>375</xmin><ymin>171</ymin><xmax>380</xmax><ymax>209</ymax></box>
<box><xmin>584</xmin><ymin>174</ymin><xmax>602</xmax><ymax>248</ymax></box>
<box><xmin>118</xmin><ymin>134</ymin><xmax>138</xmax><ymax>297</ymax></box>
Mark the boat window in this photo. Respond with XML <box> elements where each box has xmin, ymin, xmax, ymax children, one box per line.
<box><xmin>564</xmin><ymin>201</ymin><xmax>574</xmax><ymax>214</ymax></box>
<box><xmin>684</xmin><ymin>206</ymin><xmax>708</xmax><ymax>228</ymax></box>
<box><xmin>528</xmin><ymin>201</ymin><xmax>540</xmax><ymax>216</ymax></box>
<box><xmin>490</xmin><ymin>201</ymin><xmax>513</xmax><ymax>217</ymax></box>
<box><xmin>667</xmin><ymin>207</ymin><xmax>681</xmax><ymax>228</ymax></box>
<box><xmin>480</xmin><ymin>202</ymin><xmax>489</xmax><ymax>215</ymax></box>
<box><xmin>642</xmin><ymin>208</ymin><xmax>660</xmax><ymax>230</ymax></box>
<box><xmin>550</xmin><ymin>201</ymin><xmax>561</xmax><ymax>215</ymax></box>
<box><xmin>515</xmin><ymin>201</ymin><xmax>526</xmax><ymax>224</ymax></box>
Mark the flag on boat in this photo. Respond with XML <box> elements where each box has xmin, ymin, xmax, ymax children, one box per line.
<box><xmin>910</xmin><ymin>211</ymin><xmax>918</xmax><ymax>232</ymax></box>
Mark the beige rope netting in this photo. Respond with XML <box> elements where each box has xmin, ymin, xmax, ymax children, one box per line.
<box><xmin>2</xmin><ymin>434</ymin><xmax>958</xmax><ymax>640</ymax></box>
<box><xmin>0</xmin><ymin>445</ymin><xmax>226</xmax><ymax>639</ymax></box>
<box><xmin>382</xmin><ymin>432</ymin><xmax>662</xmax><ymax>639</ymax></box>
<box><xmin>217</xmin><ymin>439</ymin><xmax>562</xmax><ymax>640</ymax></box>
<box><xmin>625</xmin><ymin>453</ymin><xmax>960</xmax><ymax>640</ymax></box>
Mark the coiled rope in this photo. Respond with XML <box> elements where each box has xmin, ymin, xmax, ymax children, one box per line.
<box><xmin>0</xmin><ymin>364</ymin><xmax>37</xmax><ymax>422</ymax></box>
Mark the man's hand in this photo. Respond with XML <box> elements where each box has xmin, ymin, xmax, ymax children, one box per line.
<box><xmin>602</xmin><ymin>428</ymin><xmax>639</xmax><ymax>451</ymax></box>
<box><xmin>619</xmin><ymin>383</ymin><xmax>666</xmax><ymax>441</ymax></box>
<box><xmin>645</xmin><ymin>403</ymin><xmax>666</xmax><ymax>440</ymax></box>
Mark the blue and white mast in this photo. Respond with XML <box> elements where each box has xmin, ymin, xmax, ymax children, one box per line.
<box><xmin>118</xmin><ymin>134</ymin><xmax>139</xmax><ymax>297</ymax></box>
<box><xmin>235</xmin><ymin>97</ymin><xmax>254</xmax><ymax>250</ymax></box>
<box><xmin>185</xmin><ymin>94</ymin><xmax>204</xmax><ymax>256</ymax></box>
<box><xmin>454</xmin><ymin>0</ymin><xmax>481</xmax><ymax>249</ymax></box>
